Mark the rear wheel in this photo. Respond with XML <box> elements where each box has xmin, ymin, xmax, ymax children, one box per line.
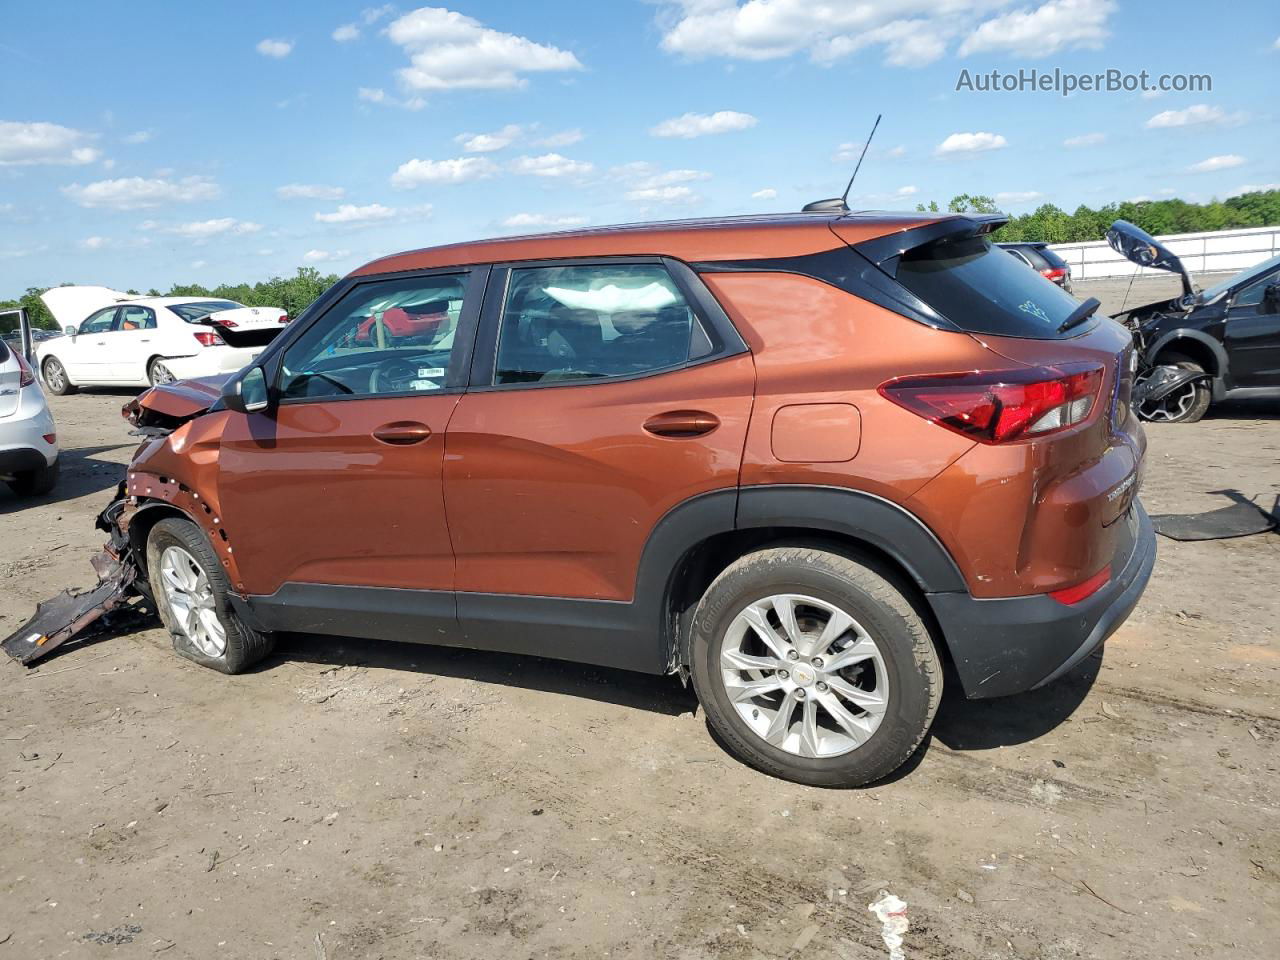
<box><xmin>688</xmin><ymin>547</ymin><xmax>942</xmax><ymax>787</ymax></box>
<box><xmin>41</xmin><ymin>357</ymin><xmax>75</xmax><ymax>395</ymax></box>
<box><xmin>6</xmin><ymin>458</ymin><xmax>59</xmax><ymax>497</ymax></box>
<box><xmin>148</xmin><ymin>358</ymin><xmax>176</xmax><ymax>386</ymax></box>
<box><xmin>1137</xmin><ymin>354</ymin><xmax>1211</xmax><ymax>424</ymax></box>
<box><xmin>146</xmin><ymin>517</ymin><xmax>274</xmax><ymax>674</ymax></box>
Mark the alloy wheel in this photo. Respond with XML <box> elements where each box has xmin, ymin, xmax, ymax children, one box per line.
<box><xmin>719</xmin><ymin>593</ymin><xmax>889</xmax><ymax>758</ymax></box>
<box><xmin>150</xmin><ymin>362</ymin><xmax>175</xmax><ymax>386</ymax></box>
<box><xmin>44</xmin><ymin>360</ymin><xmax>65</xmax><ymax>392</ymax></box>
<box><xmin>158</xmin><ymin>545</ymin><xmax>226</xmax><ymax>658</ymax></box>
<box><xmin>1137</xmin><ymin>378</ymin><xmax>1197</xmax><ymax>422</ymax></box>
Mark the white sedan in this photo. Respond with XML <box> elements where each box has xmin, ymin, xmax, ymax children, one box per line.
<box><xmin>37</xmin><ymin>286</ymin><xmax>288</xmax><ymax>393</ymax></box>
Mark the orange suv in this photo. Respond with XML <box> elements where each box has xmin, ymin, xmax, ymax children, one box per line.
<box><xmin>73</xmin><ymin>211</ymin><xmax>1158</xmax><ymax>785</ymax></box>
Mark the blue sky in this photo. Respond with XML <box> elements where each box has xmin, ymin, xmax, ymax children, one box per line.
<box><xmin>2</xmin><ymin>0</ymin><xmax>1277</xmax><ymax>296</ymax></box>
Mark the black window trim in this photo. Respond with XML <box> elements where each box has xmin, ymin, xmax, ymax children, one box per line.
<box><xmin>467</xmin><ymin>254</ymin><xmax>748</xmax><ymax>393</ymax></box>
<box><xmin>270</xmin><ymin>265</ymin><xmax>491</xmax><ymax>408</ymax></box>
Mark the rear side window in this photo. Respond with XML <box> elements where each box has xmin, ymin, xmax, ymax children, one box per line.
<box><xmin>495</xmin><ymin>263</ymin><xmax>696</xmax><ymax>385</ymax></box>
<box><xmin>895</xmin><ymin>236</ymin><xmax>1085</xmax><ymax>340</ymax></box>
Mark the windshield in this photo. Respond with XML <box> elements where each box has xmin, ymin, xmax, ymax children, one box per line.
<box><xmin>169</xmin><ymin>300</ymin><xmax>243</xmax><ymax>322</ymax></box>
<box><xmin>1198</xmin><ymin>253</ymin><xmax>1280</xmax><ymax>304</ymax></box>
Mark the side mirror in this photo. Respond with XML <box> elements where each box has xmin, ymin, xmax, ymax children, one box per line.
<box><xmin>64</xmin><ymin>325</ymin><xmax>77</xmax><ymax>339</ymax></box>
<box><xmin>221</xmin><ymin>366</ymin><xmax>270</xmax><ymax>414</ymax></box>
<box><xmin>1265</xmin><ymin>282</ymin><xmax>1280</xmax><ymax>313</ymax></box>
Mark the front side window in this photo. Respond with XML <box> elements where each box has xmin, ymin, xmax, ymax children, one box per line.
<box><xmin>279</xmin><ymin>274</ymin><xmax>467</xmax><ymax>400</ymax></box>
<box><xmin>495</xmin><ymin>263</ymin><xmax>695</xmax><ymax>385</ymax></box>
<box><xmin>79</xmin><ymin>308</ymin><xmax>117</xmax><ymax>335</ymax></box>
<box><xmin>1233</xmin><ymin>271</ymin><xmax>1279</xmax><ymax>309</ymax></box>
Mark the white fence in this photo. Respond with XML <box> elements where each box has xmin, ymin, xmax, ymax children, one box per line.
<box><xmin>1051</xmin><ymin>226</ymin><xmax>1280</xmax><ymax>280</ymax></box>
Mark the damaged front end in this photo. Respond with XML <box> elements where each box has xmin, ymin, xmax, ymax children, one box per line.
<box><xmin>2</xmin><ymin>376</ymin><xmax>231</xmax><ymax>666</ymax></box>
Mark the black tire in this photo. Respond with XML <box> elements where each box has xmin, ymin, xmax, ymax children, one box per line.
<box><xmin>6</xmin><ymin>457</ymin><xmax>59</xmax><ymax>497</ymax></box>
<box><xmin>1139</xmin><ymin>353</ymin><xmax>1211</xmax><ymax>424</ymax></box>
<box><xmin>41</xmin><ymin>356</ymin><xmax>75</xmax><ymax>395</ymax></box>
<box><xmin>148</xmin><ymin>358</ymin><xmax>176</xmax><ymax>387</ymax></box>
<box><xmin>688</xmin><ymin>547</ymin><xmax>942</xmax><ymax>787</ymax></box>
<box><xmin>146</xmin><ymin>517</ymin><xmax>274</xmax><ymax>674</ymax></box>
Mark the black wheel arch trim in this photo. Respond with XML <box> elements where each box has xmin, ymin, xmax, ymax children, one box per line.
<box><xmin>1145</xmin><ymin>328</ymin><xmax>1230</xmax><ymax>391</ymax></box>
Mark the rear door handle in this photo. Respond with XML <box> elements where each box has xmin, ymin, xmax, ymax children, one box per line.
<box><xmin>372</xmin><ymin>421</ymin><xmax>432</xmax><ymax>445</ymax></box>
<box><xmin>643</xmin><ymin>410</ymin><xmax>720</xmax><ymax>438</ymax></box>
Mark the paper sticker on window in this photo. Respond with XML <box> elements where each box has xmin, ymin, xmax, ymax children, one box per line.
<box><xmin>418</xmin><ymin>367</ymin><xmax>445</xmax><ymax>378</ymax></box>
<box><xmin>411</xmin><ymin>379</ymin><xmax>439</xmax><ymax>391</ymax></box>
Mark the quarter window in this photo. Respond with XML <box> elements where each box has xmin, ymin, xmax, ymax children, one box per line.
<box><xmin>1233</xmin><ymin>271</ymin><xmax>1278</xmax><ymax>309</ymax></box>
<box><xmin>495</xmin><ymin>263</ymin><xmax>696</xmax><ymax>385</ymax></box>
<box><xmin>279</xmin><ymin>274</ymin><xmax>468</xmax><ymax>400</ymax></box>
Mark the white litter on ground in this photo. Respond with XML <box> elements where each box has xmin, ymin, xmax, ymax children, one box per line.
<box><xmin>867</xmin><ymin>890</ymin><xmax>909</xmax><ymax>960</ymax></box>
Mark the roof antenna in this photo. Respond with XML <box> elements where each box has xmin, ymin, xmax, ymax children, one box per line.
<box><xmin>802</xmin><ymin>114</ymin><xmax>881</xmax><ymax>214</ymax></box>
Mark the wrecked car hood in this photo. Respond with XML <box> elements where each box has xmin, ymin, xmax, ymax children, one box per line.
<box><xmin>124</xmin><ymin>375</ymin><xmax>230</xmax><ymax>427</ymax></box>
<box><xmin>39</xmin><ymin>285</ymin><xmax>132</xmax><ymax>329</ymax></box>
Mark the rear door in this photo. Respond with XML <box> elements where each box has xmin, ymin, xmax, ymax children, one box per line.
<box><xmin>443</xmin><ymin>257</ymin><xmax>754</xmax><ymax>669</ymax></box>
<box><xmin>1224</xmin><ymin>269</ymin><xmax>1280</xmax><ymax>386</ymax></box>
<box><xmin>217</xmin><ymin>268</ymin><xmax>487</xmax><ymax>628</ymax></box>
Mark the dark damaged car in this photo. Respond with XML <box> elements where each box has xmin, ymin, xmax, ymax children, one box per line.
<box><xmin>1108</xmin><ymin>219</ymin><xmax>1280</xmax><ymax>423</ymax></box>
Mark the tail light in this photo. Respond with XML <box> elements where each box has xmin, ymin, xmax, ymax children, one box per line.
<box><xmin>14</xmin><ymin>351</ymin><xmax>35</xmax><ymax>388</ymax></box>
<box><xmin>1049</xmin><ymin>564</ymin><xmax>1111</xmax><ymax>604</ymax></box>
<box><xmin>42</xmin><ymin>432</ymin><xmax>56</xmax><ymax>445</ymax></box>
<box><xmin>879</xmin><ymin>363</ymin><xmax>1104</xmax><ymax>444</ymax></box>
<box><xmin>216</xmin><ymin>319</ymin><xmax>239</xmax><ymax>328</ymax></box>
<box><xmin>1040</xmin><ymin>266</ymin><xmax>1067</xmax><ymax>282</ymax></box>
<box><xmin>278</xmin><ymin>314</ymin><xmax>290</xmax><ymax>324</ymax></box>
<box><xmin>193</xmin><ymin>331</ymin><xmax>225</xmax><ymax>347</ymax></box>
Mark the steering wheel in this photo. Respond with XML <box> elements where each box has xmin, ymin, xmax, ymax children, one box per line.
<box><xmin>369</xmin><ymin>357</ymin><xmax>420</xmax><ymax>394</ymax></box>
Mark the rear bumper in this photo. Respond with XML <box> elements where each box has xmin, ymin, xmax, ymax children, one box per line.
<box><xmin>164</xmin><ymin>346</ymin><xmax>263</xmax><ymax>380</ymax></box>
<box><xmin>0</xmin><ymin>396</ymin><xmax>58</xmax><ymax>473</ymax></box>
<box><xmin>927</xmin><ymin>501</ymin><xmax>1156</xmax><ymax>699</ymax></box>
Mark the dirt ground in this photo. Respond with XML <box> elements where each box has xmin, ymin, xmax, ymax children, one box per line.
<box><xmin>2</xmin><ymin>296</ymin><xmax>1278</xmax><ymax>958</ymax></box>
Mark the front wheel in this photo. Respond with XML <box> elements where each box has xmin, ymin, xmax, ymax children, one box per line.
<box><xmin>41</xmin><ymin>357</ymin><xmax>75</xmax><ymax>395</ymax></box>
<box><xmin>688</xmin><ymin>547</ymin><xmax>942</xmax><ymax>787</ymax></box>
<box><xmin>146</xmin><ymin>518</ymin><xmax>274</xmax><ymax>674</ymax></box>
<box><xmin>1137</xmin><ymin>354</ymin><xmax>1211</xmax><ymax>424</ymax></box>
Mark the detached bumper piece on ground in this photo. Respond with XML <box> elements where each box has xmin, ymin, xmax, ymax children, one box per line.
<box><xmin>1</xmin><ymin>494</ymin><xmax>153</xmax><ymax>665</ymax></box>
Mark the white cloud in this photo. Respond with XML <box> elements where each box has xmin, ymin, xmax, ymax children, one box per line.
<box><xmin>650</xmin><ymin>110</ymin><xmax>757</xmax><ymax>139</ymax></box>
<box><xmin>390</xmin><ymin>156</ymin><xmax>498</xmax><ymax>188</ymax></box>
<box><xmin>633</xmin><ymin>168</ymin><xmax>710</xmax><ymax>189</ymax></box>
<box><xmin>510</xmin><ymin>153</ymin><xmax>594</xmax><ymax>178</ymax></box>
<box><xmin>387</xmin><ymin>6</ymin><xmax>583</xmax><ymax>91</ymax></box>
<box><xmin>456</xmin><ymin>124</ymin><xmax>523</xmax><ymax>152</ymax></box>
<box><xmin>315</xmin><ymin>202</ymin><xmax>396</xmax><ymax>224</ymax></box>
<box><xmin>363</xmin><ymin>4</ymin><xmax>395</xmax><ymax>24</ymax></box>
<box><xmin>122</xmin><ymin>130</ymin><xmax>152</xmax><ymax>144</ymax></box>
<box><xmin>1146</xmin><ymin>104</ymin><xmax>1244</xmax><ymax>128</ymax></box>
<box><xmin>256</xmin><ymin>38</ymin><xmax>294</xmax><ymax>58</ymax></box>
<box><xmin>1188</xmin><ymin>154</ymin><xmax>1245</xmax><ymax>173</ymax></box>
<box><xmin>502</xmin><ymin>213</ymin><xmax>589</xmax><ymax>228</ymax></box>
<box><xmin>357</xmin><ymin>86</ymin><xmax>425</xmax><ymax>110</ymax></box>
<box><xmin>657</xmin><ymin>1</ymin><xmax>1117</xmax><ymax>66</ymax></box>
<box><xmin>145</xmin><ymin>218</ymin><xmax>263</xmax><ymax>239</ymax></box>
<box><xmin>752</xmin><ymin>188</ymin><xmax>778</xmax><ymax>200</ymax></box>
<box><xmin>1231</xmin><ymin>183</ymin><xmax>1280</xmax><ymax>196</ymax></box>
<box><xmin>1064</xmin><ymin>132</ymin><xmax>1106</xmax><ymax>148</ymax></box>
<box><xmin>959</xmin><ymin>0</ymin><xmax>1114</xmax><ymax>57</ymax></box>
<box><xmin>895</xmin><ymin>185</ymin><xmax>918</xmax><ymax>197</ymax></box>
<box><xmin>0</xmin><ymin>244</ymin><xmax>47</xmax><ymax>261</ymax></box>
<box><xmin>62</xmin><ymin>175</ymin><xmax>219</xmax><ymax>210</ymax></box>
<box><xmin>936</xmin><ymin>131</ymin><xmax>1007</xmax><ymax>155</ymax></box>
<box><xmin>81</xmin><ymin>236</ymin><xmax>110</xmax><ymax>250</ymax></box>
<box><xmin>0</xmin><ymin>121</ymin><xmax>101</xmax><ymax>166</ymax></box>
<box><xmin>886</xmin><ymin>145</ymin><xmax>907</xmax><ymax>158</ymax></box>
<box><xmin>1140</xmin><ymin>88</ymin><xmax>1164</xmax><ymax>100</ymax></box>
<box><xmin>995</xmin><ymin>190</ymin><xmax>1044</xmax><ymax>205</ymax></box>
<box><xmin>358</xmin><ymin>87</ymin><xmax>387</xmax><ymax>103</ymax></box>
<box><xmin>627</xmin><ymin>185</ymin><xmax>700</xmax><ymax>205</ymax></box>
<box><xmin>190</xmin><ymin>260</ymin><xmax>207</xmax><ymax>269</ymax></box>
<box><xmin>277</xmin><ymin>183</ymin><xmax>346</xmax><ymax>200</ymax></box>
<box><xmin>537</xmin><ymin>129</ymin><xmax>583</xmax><ymax>148</ymax></box>
<box><xmin>333</xmin><ymin>24</ymin><xmax>360</xmax><ymax>42</ymax></box>
<box><xmin>303</xmin><ymin>249</ymin><xmax>351</xmax><ymax>263</ymax></box>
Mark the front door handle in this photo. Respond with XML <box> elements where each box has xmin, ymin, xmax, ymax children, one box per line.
<box><xmin>372</xmin><ymin>421</ymin><xmax>432</xmax><ymax>445</ymax></box>
<box><xmin>643</xmin><ymin>410</ymin><xmax>720</xmax><ymax>438</ymax></box>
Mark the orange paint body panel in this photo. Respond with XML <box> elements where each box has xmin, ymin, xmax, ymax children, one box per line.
<box><xmin>444</xmin><ymin>355</ymin><xmax>755</xmax><ymax>600</ymax></box>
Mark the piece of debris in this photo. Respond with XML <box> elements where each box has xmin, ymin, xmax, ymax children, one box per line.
<box><xmin>1100</xmin><ymin>701</ymin><xmax>1123</xmax><ymax>721</ymax></box>
<box><xmin>82</xmin><ymin>924</ymin><xmax>142</xmax><ymax>945</ymax></box>
<box><xmin>956</xmin><ymin>888</ymin><xmax>975</xmax><ymax>904</ymax></box>
<box><xmin>868</xmin><ymin>891</ymin><xmax>908</xmax><ymax>960</ymax></box>
<box><xmin>205</xmin><ymin>850</ymin><xmax>221</xmax><ymax>872</ymax></box>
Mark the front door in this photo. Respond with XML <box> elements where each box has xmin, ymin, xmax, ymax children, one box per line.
<box><xmin>1225</xmin><ymin>269</ymin><xmax>1280</xmax><ymax>386</ymax></box>
<box><xmin>444</xmin><ymin>259</ymin><xmax>754</xmax><ymax>669</ymax></box>
<box><xmin>109</xmin><ymin>305</ymin><xmax>158</xmax><ymax>382</ymax></box>
<box><xmin>64</xmin><ymin>307</ymin><xmax>119</xmax><ymax>382</ymax></box>
<box><xmin>217</xmin><ymin>268</ymin><xmax>487</xmax><ymax>639</ymax></box>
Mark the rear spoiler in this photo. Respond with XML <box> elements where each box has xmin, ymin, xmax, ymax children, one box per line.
<box><xmin>843</xmin><ymin>214</ymin><xmax>1010</xmax><ymax>273</ymax></box>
